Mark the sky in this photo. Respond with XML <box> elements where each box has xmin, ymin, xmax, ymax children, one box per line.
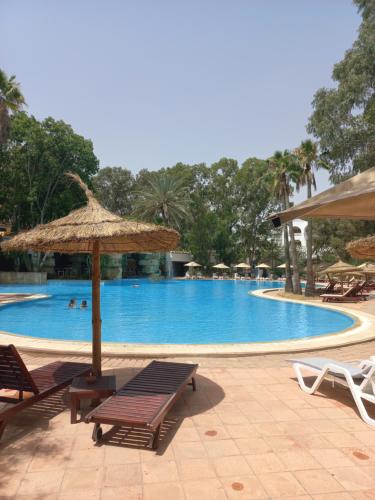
<box><xmin>1</xmin><ymin>0</ymin><xmax>360</xmax><ymax>202</ymax></box>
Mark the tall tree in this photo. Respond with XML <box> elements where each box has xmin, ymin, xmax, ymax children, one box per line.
<box><xmin>0</xmin><ymin>113</ymin><xmax>99</xmax><ymax>270</ymax></box>
<box><xmin>308</xmin><ymin>0</ymin><xmax>375</xmax><ymax>179</ymax></box>
<box><xmin>93</xmin><ymin>166</ymin><xmax>135</xmax><ymax>216</ymax></box>
<box><xmin>0</xmin><ymin>69</ymin><xmax>26</xmax><ymax>144</ymax></box>
<box><xmin>294</xmin><ymin>140</ymin><xmax>329</xmax><ymax>296</ymax></box>
<box><xmin>269</xmin><ymin>151</ymin><xmax>302</xmax><ymax>294</ymax></box>
<box><xmin>236</xmin><ymin>158</ymin><xmax>277</xmax><ymax>265</ymax></box>
<box><xmin>133</xmin><ymin>171</ymin><xmax>190</xmax><ymax>228</ymax></box>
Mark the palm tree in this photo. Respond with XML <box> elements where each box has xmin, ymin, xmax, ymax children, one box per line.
<box><xmin>133</xmin><ymin>172</ymin><xmax>190</xmax><ymax>229</ymax></box>
<box><xmin>269</xmin><ymin>151</ymin><xmax>302</xmax><ymax>294</ymax></box>
<box><xmin>294</xmin><ymin>139</ymin><xmax>329</xmax><ymax>296</ymax></box>
<box><xmin>0</xmin><ymin>69</ymin><xmax>26</xmax><ymax>144</ymax></box>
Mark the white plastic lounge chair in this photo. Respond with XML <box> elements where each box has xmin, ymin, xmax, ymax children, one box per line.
<box><xmin>289</xmin><ymin>357</ymin><xmax>375</xmax><ymax>427</ymax></box>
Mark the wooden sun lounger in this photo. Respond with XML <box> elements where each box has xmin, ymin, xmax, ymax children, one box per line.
<box><xmin>0</xmin><ymin>344</ymin><xmax>91</xmax><ymax>440</ymax></box>
<box><xmin>321</xmin><ymin>282</ymin><xmax>369</xmax><ymax>302</ymax></box>
<box><xmin>85</xmin><ymin>360</ymin><xmax>198</xmax><ymax>449</ymax></box>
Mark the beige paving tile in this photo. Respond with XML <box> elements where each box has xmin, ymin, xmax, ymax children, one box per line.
<box><xmin>258</xmin><ymin>471</ymin><xmax>307</xmax><ymax>497</ymax></box>
<box><xmin>225</xmin><ymin>424</ymin><xmax>258</xmax><ymax>439</ymax></box>
<box><xmin>103</xmin><ymin>463</ymin><xmax>142</xmax><ymax>487</ymax></box>
<box><xmin>142</xmin><ymin>459</ymin><xmax>179</xmax><ymax>484</ymax></box>
<box><xmin>0</xmin><ymin>476</ymin><xmax>21</xmax><ymax>498</ymax></box>
<box><xmin>174</xmin><ymin>426</ymin><xmax>201</xmax><ymax>442</ymax></box>
<box><xmin>264</xmin><ymin>435</ymin><xmax>300</xmax><ymax>451</ymax></box>
<box><xmin>59</xmin><ymin>489</ymin><xmax>101</xmax><ymax>499</ymax></box>
<box><xmin>177</xmin><ymin>458</ymin><xmax>216</xmax><ymax>481</ymax></box>
<box><xmin>220</xmin><ymin>475</ymin><xmax>268</xmax><ymax>499</ymax></box>
<box><xmin>329</xmin><ymin>465</ymin><xmax>375</xmax><ymax>491</ymax></box>
<box><xmin>213</xmin><ymin>455</ymin><xmax>252</xmax><ymax>477</ymax></box>
<box><xmin>309</xmin><ymin>448</ymin><xmax>355</xmax><ymax>468</ymax></box>
<box><xmin>354</xmin><ymin>431</ymin><xmax>375</xmax><ymax>446</ymax></box>
<box><xmin>100</xmin><ymin>485</ymin><xmax>143</xmax><ymax>500</ymax></box>
<box><xmin>198</xmin><ymin>425</ymin><xmax>231</xmax><ymax>441</ymax></box>
<box><xmin>61</xmin><ymin>466</ymin><xmax>103</xmax><ymax>491</ymax></box>
<box><xmin>235</xmin><ymin>437</ymin><xmax>271</xmax><ymax>455</ymax></box>
<box><xmin>350</xmin><ymin>491</ymin><xmax>375</xmax><ymax>499</ymax></box>
<box><xmin>143</xmin><ymin>481</ymin><xmax>185</xmax><ymax>500</ymax></box>
<box><xmin>204</xmin><ymin>438</ymin><xmax>240</xmax><ymax>458</ymax></box>
<box><xmin>17</xmin><ymin>469</ymin><xmax>65</xmax><ymax>496</ymax></box>
<box><xmin>15</xmin><ymin>494</ymin><xmax>59</xmax><ymax>500</ymax></box>
<box><xmin>173</xmin><ymin>440</ymin><xmax>208</xmax><ymax>460</ymax></box>
<box><xmin>294</xmin><ymin>468</ymin><xmax>344</xmax><ymax>494</ymax></box>
<box><xmin>104</xmin><ymin>445</ymin><xmax>141</xmax><ymax>465</ymax></box>
<box><xmin>66</xmin><ymin>447</ymin><xmax>104</xmax><ymax>468</ymax></box>
<box><xmin>245</xmin><ymin>451</ymin><xmax>285</xmax><ymax>474</ymax></box>
<box><xmin>324</xmin><ymin>431</ymin><xmax>364</xmax><ymax>448</ymax></box>
<box><xmin>342</xmin><ymin>447</ymin><xmax>375</xmax><ymax>466</ymax></box>
<box><xmin>183</xmin><ymin>478</ymin><xmax>227</xmax><ymax>500</ymax></box>
<box><xmin>277</xmin><ymin>448</ymin><xmax>321</xmax><ymax>471</ymax></box>
<box><xmin>311</xmin><ymin>494</ymin><xmax>353</xmax><ymax>500</ymax></box>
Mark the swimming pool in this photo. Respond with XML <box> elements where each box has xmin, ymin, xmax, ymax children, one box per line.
<box><xmin>0</xmin><ymin>279</ymin><xmax>354</xmax><ymax>344</ymax></box>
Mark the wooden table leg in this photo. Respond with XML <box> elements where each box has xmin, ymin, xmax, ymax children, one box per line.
<box><xmin>70</xmin><ymin>395</ymin><xmax>78</xmax><ymax>424</ymax></box>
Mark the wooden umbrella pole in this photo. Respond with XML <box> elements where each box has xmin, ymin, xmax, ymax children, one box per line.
<box><xmin>92</xmin><ymin>241</ymin><xmax>102</xmax><ymax>375</ymax></box>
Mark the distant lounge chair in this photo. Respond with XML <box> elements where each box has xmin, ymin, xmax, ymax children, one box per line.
<box><xmin>321</xmin><ymin>281</ymin><xmax>369</xmax><ymax>302</ymax></box>
<box><xmin>316</xmin><ymin>280</ymin><xmax>338</xmax><ymax>295</ymax></box>
<box><xmin>0</xmin><ymin>344</ymin><xmax>91</xmax><ymax>440</ymax></box>
<box><xmin>289</xmin><ymin>357</ymin><xmax>375</xmax><ymax>427</ymax></box>
<box><xmin>86</xmin><ymin>360</ymin><xmax>198</xmax><ymax>449</ymax></box>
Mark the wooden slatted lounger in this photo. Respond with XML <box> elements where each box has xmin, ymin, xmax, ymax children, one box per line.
<box><xmin>85</xmin><ymin>360</ymin><xmax>198</xmax><ymax>449</ymax></box>
<box><xmin>0</xmin><ymin>344</ymin><xmax>91</xmax><ymax>440</ymax></box>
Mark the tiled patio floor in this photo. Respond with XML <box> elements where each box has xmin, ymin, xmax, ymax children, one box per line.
<box><xmin>1</xmin><ymin>339</ymin><xmax>375</xmax><ymax>499</ymax></box>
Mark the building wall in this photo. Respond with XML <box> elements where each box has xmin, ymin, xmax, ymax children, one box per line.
<box><xmin>279</xmin><ymin>219</ymin><xmax>308</xmax><ymax>250</ymax></box>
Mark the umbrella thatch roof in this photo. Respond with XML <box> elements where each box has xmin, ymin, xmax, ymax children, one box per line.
<box><xmin>256</xmin><ymin>263</ymin><xmax>271</xmax><ymax>269</ymax></box>
<box><xmin>235</xmin><ymin>262</ymin><xmax>251</xmax><ymax>269</ymax></box>
<box><xmin>347</xmin><ymin>236</ymin><xmax>375</xmax><ymax>260</ymax></box>
<box><xmin>269</xmin><ymin>166</ymin><xmax>375</xmax><ymax>226</ymax></box>
<box><xmin>359</xmin><ymin>263</ymin><xmax>375</xmax><ymax>274</ymax></box>
<box><xmin>213</xmin><ymin>263</ymin><xmax>230</xmax><ymax>269</ymax></box>
<box><xmin>184</xmin><ymin>261</ymin><xmax>201</xmax><ymax>267</ymax></box>
<box><xmin>1</xmin><ymin>173</ymin><xmax>179</xmax><ymax>254</ymax></box>
<box><xmin>322</xmin><ymin>260</ymin><xmax>358</xmax><ymax>275</ymax></box>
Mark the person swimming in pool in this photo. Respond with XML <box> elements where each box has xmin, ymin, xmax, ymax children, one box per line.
<box><xmin>80</xmin><ymin>300</ymin><xmax>88</xmax><ymax>308</ymax></box>
<box><xmin>68</xmin><ymin>298</ymin><xmax>76</xmax><ymax>308</ymax></box>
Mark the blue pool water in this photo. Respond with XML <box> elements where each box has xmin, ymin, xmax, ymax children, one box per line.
<box><xmin>0</xmin><ymin>279</ymin><xmax>354</xmax><ymax>344</ymax></box>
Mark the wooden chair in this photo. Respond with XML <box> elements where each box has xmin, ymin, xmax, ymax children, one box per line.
<box><xmin>86</xmin><ymin>360</ymin><xmax>198</xmax><ymax>449</ymax></box>
<box><xmin>321</xmin><ymin>281</ymin><xmax>369</xmax><ymax>302</ymax></box>
<box><xmin>0</xmin><ymin>344</ymin><xmax>91</xmax><ymax>440</ymax></box>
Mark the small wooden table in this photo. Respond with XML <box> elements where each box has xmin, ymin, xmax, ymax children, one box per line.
<box><xmin>69</xmin><ymin>375</ymin><xmax>116</xmax><ymax>424</ymax></box>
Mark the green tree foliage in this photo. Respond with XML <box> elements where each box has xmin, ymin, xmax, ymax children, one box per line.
<box><xmin>93</xmin><ymin>166</ymin><xmax>135</xmax><ymax>216</ymax></box>
<box><xmin>294</xmin><ymin>140</ymin><xmax>329</xmax><ymax>295</ymax></box>
<box><xmin>308</xmin><ymin>0</ymin><xmax>375</xmax><ymax>178</ymax></box>
<box><xmin>0</xmin><ymin>112</ymin><xmax>99</xmax><ymax>230</ymax></box>
<box><xmin>0</xmin><ymin>69</ymin><xmax>25</xmax><ymax>144</ymax></box>
<box><xmin>235</xmin><ymin>158</ymin><xmax>278</xmax><ymax>265</ymax></box>
<box><xmin>312</xmin><ymin>219</ymin><xmax>375</xmax><ymax>262</ymax></box>
<box><xmin>133</xmin><ymin>171</ymin><xmax>191</xmax><ymax>228</ymax></box>
<box><xmin>268</xmin><ymin>150</ymin><xmax>302</xmax><ymax>293</ymax></box>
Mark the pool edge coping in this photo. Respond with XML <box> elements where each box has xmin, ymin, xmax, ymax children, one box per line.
<box><xmin>0</xmin><ymin>289</ymin><xmax>375</xmax><ymax>357</ymax></box>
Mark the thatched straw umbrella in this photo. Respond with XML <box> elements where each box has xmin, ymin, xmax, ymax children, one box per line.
<box><xmin>212</xmin><ymin>263</ymin><xmax>230</xmax><ymax>269</ymax></box>
<box><xmin>184</xmin><ymin>261</ymin><xmax>201</xmax><ymax>268</ymax></box>
<box><xmin>234</xmin><ymin>262</ymin><xmax>251</xmax><ymax>269</ymax></box>
<box><xmin>347</xmin><ymin>236</ymin><xmax>375</xmax><ymax>261</ymax></box>
<box><xmin>1</xmin><ymin>173</ymin><xmax>179</xmax><ymax>374</ymax></box>
<box><xmin>320</xmin><ymin>260</ymin><xmax>359</xmax><ymax>293</ymax></box>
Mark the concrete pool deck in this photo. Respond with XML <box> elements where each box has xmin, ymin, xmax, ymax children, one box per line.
<box><xmin>1</xmin><ymin>289</ymin><xmax>375</xmax><ymax>357</ymax></box>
